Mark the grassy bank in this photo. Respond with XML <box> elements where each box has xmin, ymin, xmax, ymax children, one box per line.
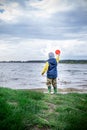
<box><xmin>0</xmin><ymin>87</ymin><xmax>87</xmax><ymax>130</ymax></box>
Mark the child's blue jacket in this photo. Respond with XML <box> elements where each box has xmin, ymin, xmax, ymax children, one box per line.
<box><xmin>41</xmin><ymin>55</ymin><xmax>60</xmax><ymax>78</ymax></box>
<box><xmin>47</xmin><ymin>58</ymin><xmax>57</xmax><ymax>78</ymax></box>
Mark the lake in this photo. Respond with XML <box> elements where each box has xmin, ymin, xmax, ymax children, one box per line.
<box><xmin>0</xmin><ymin>63</ymin><xmax>87</xmax><ymax>91</ymax></box>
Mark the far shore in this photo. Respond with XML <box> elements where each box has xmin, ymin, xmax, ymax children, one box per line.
<box><xmin>0</xmin><ymin>59</ymin><xmax>87</xmax><ymax>64</ymax></box>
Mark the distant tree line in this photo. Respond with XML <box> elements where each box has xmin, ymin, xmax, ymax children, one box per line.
<box><xmin>0</xmin><ymin>60</ymin><xmax>87</xmax><ymax>64</ymax></box>
<box><xmin>59</xmin><ymin>60</ymin><xmax>87</xmax><ymax>64</ymax></box>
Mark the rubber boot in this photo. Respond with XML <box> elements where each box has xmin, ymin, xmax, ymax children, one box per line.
<box><xmin>54</xmin><ymin>86</ymin><xmax>57</xmax><ymax>94</ymax></box>
<box><xmin>48</xmin><ymin>86</ymin><xmax>51</xmax><ymax>93</ymax></box>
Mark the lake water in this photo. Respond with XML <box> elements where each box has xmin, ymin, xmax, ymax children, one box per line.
<box><xmin>0</xmin><ymin>63</ymin><xmax>87</xmax><ymax>90</ymax></box>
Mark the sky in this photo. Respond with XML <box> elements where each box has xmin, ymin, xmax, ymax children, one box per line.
<box><xmin>0</xmin><ymin>0</ymin><xmax>87</xmax><ymax>61</ymax></box>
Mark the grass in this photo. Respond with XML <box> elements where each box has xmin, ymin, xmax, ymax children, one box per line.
<box><xmin>0</xmin><ymin>87</ymin><xmax>87</xmax><ymax>130</ymax></box>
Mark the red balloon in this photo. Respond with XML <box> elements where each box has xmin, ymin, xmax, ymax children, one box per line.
<box><xmin>55</xmin><ymin>50</ymin><xmax>61</xmax><ymax>54</ymax></box>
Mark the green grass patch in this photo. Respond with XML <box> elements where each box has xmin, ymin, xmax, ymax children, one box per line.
<box><xmin>0</xmin><ymin>87</ymin><xmax>87</xmax><ymax>130</ymax></box>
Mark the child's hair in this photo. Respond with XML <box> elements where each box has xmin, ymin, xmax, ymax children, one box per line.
<box><xmin>48</xmin><ymin>52</ymin><xmax>55</xmax><ymax>59</ymax></box>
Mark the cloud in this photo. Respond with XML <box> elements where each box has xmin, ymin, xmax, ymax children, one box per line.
<box><xmin>0</xmin><ymin>36</ymin><xmax>87</xmax><ymax>61</ymax></box>
<box><xmin>1</xmin><ymin>0</ymin><xmax>87</xmax><ymax>23</ymax></box>
<box><xmin>0</xmin><ymin>0</ymin><xmax>87</xmax><ymax>40</ymax></box>
<box><xmin>0</xmin><ymin>0</ymin><xmax>87</xmax><ymax>60</ymax></box>
<box><xmin>0</xmin><ymin>1</ymin><xmax>25</xmax><ymax>23</ymax></box>
<box><xmin>27</xmin><ymin>0</ymin><xmax>70</xmax><ymax>18</ymax></box>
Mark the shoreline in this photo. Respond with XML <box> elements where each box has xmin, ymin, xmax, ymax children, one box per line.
<box><xmin>1</xmin><ymin>86</ymin><xmax>87</xmax><ymax>93</ymax></box>
<box><xmin>20</xmin><ymin>87</ymin><xmax>87</xmax><ymax>94</ymax></box>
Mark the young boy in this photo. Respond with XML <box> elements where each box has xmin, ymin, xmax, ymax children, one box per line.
<box><xmin>41</xmin><ymin>52</ymin><xmax>60</xmax><ymax>94</ymax></box>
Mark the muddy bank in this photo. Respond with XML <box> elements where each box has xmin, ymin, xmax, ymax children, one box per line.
<box><xmin>26</xmin><ymin>87</ymin><xmax>87</xmax><ymax>93</ymax></box>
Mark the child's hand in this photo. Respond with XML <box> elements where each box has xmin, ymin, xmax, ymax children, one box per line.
<box><xmin>56</xmin><ymin>54</ymin><xmax>60</xmax><ymax>56</ymax></box>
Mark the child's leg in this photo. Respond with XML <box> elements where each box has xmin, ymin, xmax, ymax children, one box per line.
<box><xmin>46</xmin><ymin>78</ymin><xmax>52</xmax><ymax>93</ymax></box>
<box><xmin>53</xmin><ymin>86</ymin><xmax>57</xmax><ymax>93</ymax></box>
<box><xmin>52</xmin><ymin>78</ymin><xmax>57</xmax><ymax>93</ymax></box>
<box><xmin>48</xmin><ymin>86</ymin><xmax>51</xmax><ymax>93</ymax></box>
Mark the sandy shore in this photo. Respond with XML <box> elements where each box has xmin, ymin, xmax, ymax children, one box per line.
<box><xmin>26</xmin><ymin>87</ymin><xmax>87</xmax><ymax>94</ymax></box>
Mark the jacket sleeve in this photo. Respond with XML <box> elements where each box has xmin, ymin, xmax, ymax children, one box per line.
<box><xmin>41</xmin><ymin>62</ymin><xmax>49</xmax><ymax>75</ymax></box>
<box><xmin>56</xmin><ymin>55</ymin><xmax>60</xmax><ymax>63</ymax></box>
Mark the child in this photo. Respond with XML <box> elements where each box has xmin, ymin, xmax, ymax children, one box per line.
<box><xmin>41</xmin><ymin>52</ymin><xmax>60</xmax><ymax>94</ymax></box>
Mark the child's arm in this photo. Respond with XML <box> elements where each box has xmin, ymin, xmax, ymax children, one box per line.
<box><xmin>41</xmin><ymin>62</ymin><xmax>49</xmax><ymax>75</ymax></box>
<box><xmin>56</xmin><ymin>55</ymin><xmax>60</xmax><ymax>63</ymax></box>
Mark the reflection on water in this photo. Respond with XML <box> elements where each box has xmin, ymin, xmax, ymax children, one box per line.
<box><xmin>0</xmin><ymin>63</ymin><xmax>87</xmax><ymax>90</ymax></box>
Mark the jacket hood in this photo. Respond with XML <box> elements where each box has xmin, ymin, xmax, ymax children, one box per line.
<box><xmin>48</xmin><ymin>52</ymin><xmax>55</xmax><ymax>59</ymax></box>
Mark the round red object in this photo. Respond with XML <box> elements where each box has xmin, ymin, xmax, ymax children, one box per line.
<box><xmin>55</xmin><ymin>50</ymin><xmax>61</xmax><ymax>54</ymax></box>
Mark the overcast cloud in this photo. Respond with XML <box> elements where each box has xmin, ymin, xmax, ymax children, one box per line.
<box><xmin>0</xmin><ymin>0</ymin><xmax>87</xmax><ymax>61</ymax></box>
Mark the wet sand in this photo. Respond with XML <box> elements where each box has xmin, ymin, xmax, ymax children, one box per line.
<box><xmin>25</xmin><ymin>87</ymin><xmax>87</xmax><ymax>94</ymax></box>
